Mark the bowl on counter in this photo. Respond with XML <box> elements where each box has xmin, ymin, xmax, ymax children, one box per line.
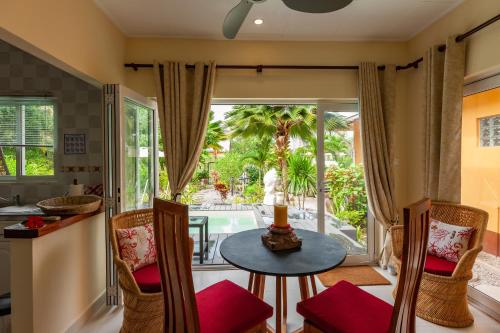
<box><xmin>36</xmin><ymin>195</ymin><xmax>102</xmax><ymax>215</ymax></box>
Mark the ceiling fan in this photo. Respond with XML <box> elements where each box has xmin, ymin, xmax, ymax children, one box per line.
<box><xmin>223</xmin><ymin>0</ymin><xmax>354</xmax><ymax>39</ymax></box>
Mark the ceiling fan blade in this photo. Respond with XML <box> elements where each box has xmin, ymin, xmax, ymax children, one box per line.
<box><xmin>281</xmin><ymin>0</ymin><xmax>353</xmax><ymax>13</ymax></box>
<box><xmin>223</xmin><ymin>0</ymin><xmax>253</xmax><ymax>39</ymax></box>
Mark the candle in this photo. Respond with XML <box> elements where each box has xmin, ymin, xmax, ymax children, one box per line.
<box><xmin>274</xmin><ymin>204</ymin><xmax>288</xmax><ymax>228</ymax></box>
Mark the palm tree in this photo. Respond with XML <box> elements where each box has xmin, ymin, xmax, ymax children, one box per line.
<box><xmin>226</xmin><ymin>105</ymin><xmax>315</xmax><ymax>201</ymax></box>
<box><xmin>204</xmin><ymin>111</ymin><xmax>226</xmax><ymax>157</ymax></box>
<box><xmin>287</xmin><ymin>152</ymin><xmax>317</xmax><ymax>209</ymax></box>
<box><xmin>324</xmin><ymin>112</ymin><xmax>350</xmax><ymax>133</ymax></box>
<box><xmin>243</xmin><ymin>137</ymin><xmax>272</xmax><ymax>184</ymax></box>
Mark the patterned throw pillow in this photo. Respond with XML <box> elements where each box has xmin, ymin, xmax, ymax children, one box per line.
<box><xmin>116</xmin><ymin>223</ymin><xmax>157</xmax><ymax>271</ymax></box>
<box><xmin>427</xmin><ymin>219</ymin><xmax>474</xmax><ymax>263</ymax></box>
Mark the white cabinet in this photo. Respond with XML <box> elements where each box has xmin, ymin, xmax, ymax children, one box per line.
<box><xmin>0</xmin><ymin>241</ymin><xmax>9</xmax><ymax>295</ymax></box>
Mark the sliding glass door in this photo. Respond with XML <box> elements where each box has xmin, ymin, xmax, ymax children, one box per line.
<box><xmin>122</xmin><ymin>97</ymin><xmax>156</xmax><ymax>211</ymax></box>
<box><xmin>316</xmin><ymin>101</ymin><xmax>374</xmax><ymax>264</ymax></box>
<box><xmin>103</xmin><ymin>84</ymin><xmax>158</xmax><ymax>305</ymax></box>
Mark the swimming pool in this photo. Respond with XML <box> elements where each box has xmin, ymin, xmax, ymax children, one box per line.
<box><xmin>189</xmin><ymin>210</ymin><xmax>258</xmax><ymax>234</ymax></box>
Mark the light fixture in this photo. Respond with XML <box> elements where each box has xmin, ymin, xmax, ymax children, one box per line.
<box><xmin>254</xmin><ymin>19</ymin><xmax>264</xmax><ymax>25</ymax></box>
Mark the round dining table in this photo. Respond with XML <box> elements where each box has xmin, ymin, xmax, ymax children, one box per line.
<box><xmin>220</xmin><ymin>228</ymin><xmax>347</xmax><ymax>333</ymax></box>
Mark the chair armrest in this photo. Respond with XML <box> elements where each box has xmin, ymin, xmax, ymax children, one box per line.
<box><xmin>113</xmin><ymin>255</ymin><xmax>142</xmax><ymax>294</ymax></box>
<box><xmin>390</xmin><ymin>225</ymin><xmax>404</xmax><ymax>259</ymax></box>
<box><xmin>452</xmin><ymin>246</ymin><xmax>482</xmax><ymax>279</ymax></box>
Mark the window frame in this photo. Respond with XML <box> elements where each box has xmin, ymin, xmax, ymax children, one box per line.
<box><xmin>0</xmin><ymin>97</ymin><xmax>57</xmax><ymax>182</ymax></box>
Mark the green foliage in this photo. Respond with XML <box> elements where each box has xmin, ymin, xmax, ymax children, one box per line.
<box><xmin>324</xmin><ymin>112</ymin><xmax>350</xmax><ymax>132</ymax></box>
<box><xmin>213</xmin><ymin>151</ymin><xmax>244</xmax><ymax>185</ymax></box>
<box><xmin>243</xmin><ymin>165</ymin><xmax>260</xmax><ymax>184</ymax></box>
<box><xmin>287</xmin><ymin>152</ymin><xmax>317</xmax><ymax>208</ymax></box>
<box><xmin>192</xmin><ymin>169</ymin><xmax>210</xmax><ymax>182</ymax></box>
<box><xmin>326</xmin><ymin>164</ymin><xmax>368</xmax><ymax>236</ymax></box>
<box><xmin>326</xmin><ymin>164</ymin><xmax>367</xmax><ymax>214</ymax></box>
<box><xmin>225</xmin><ymin>104</ymin><xmax>316</xmax><ymax>201</ymax></box>
<box><xmin>242</xmin><ymin>183</ymin><xmax>264</xmax><ymax>203</ymax></box>
<box><xmin>335</xmin><ymin>210</ymin><xmax>366</xmax><ymax>229</ymax></box>
<box><xmin>204</xmin><ymin>110</ymin><xmax>226</xmax><ymax>152</ymax></box>
<box><xmin>243</xmin><ymin>137</ymin><xmax>274</xmax><ymax>183</ymax></box>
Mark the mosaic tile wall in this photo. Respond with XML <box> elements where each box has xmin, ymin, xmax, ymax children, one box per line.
<box><xmin>0</xmin><ymin>39</ymin><xmax>103</xmax><ymax>203</ymax></box>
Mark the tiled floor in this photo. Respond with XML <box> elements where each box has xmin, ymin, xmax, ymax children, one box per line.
<box><xmin>78</xmin><ymin>267</ymin><xmax>499</xmax><ymax>333</ymax></box>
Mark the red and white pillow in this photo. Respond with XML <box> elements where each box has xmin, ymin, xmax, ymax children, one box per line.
<box><xmin>116</xmin><ymin>223</ymin><xmax>157</xmax><ymax>271</ymax></box>
<box><xmin>427</xmin><ymin>219</ymin><xmax>474</xmax><ymax>263</ymax></box>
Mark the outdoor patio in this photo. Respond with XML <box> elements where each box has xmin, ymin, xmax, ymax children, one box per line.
<box><xmin>190</xmin><ymin>203</ymin><xmax>366</xmax><ymax>265</ymax></box>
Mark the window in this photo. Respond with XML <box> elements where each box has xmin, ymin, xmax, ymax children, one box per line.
<box><xmin>479</xmin><ymin>115</ymin><xmax>500</xmax><ymax>147</ymax></box>
<box><xmin>0</xmin><ymin>97</ymin><xmax>56</xmax><ymax>179</ymax></box>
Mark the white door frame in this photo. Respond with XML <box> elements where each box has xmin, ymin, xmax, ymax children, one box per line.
<box><xmin>316</xmin><ymin>100</ymin><xmax>376</xmax><ymax>265</ymax></box>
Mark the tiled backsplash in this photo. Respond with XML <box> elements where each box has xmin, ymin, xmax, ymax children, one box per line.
<box><xmin>0</xmin><ymin>39</ymin><xmax>103</xmax><ymax>203</ymax></box>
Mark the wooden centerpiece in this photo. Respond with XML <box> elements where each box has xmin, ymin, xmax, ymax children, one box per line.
<box><xmin>261</xmin><ymin>205</ymin><xmax>302</xmax><ymax>251</ymax></box>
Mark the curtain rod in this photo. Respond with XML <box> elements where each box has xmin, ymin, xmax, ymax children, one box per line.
<box><xmin>396</xmin><ymin>13</ymin><xmax>500</xmax><ymax>70</ymax></box>
<box><xmin>124</xmin><ymin>63</ymin><xmax>385</xmax><ymax>72</ymax></box>
<box><xmin>124</xmin><ymin>13</ymin><xmax>500</xmax><ymax>73</ymax></box>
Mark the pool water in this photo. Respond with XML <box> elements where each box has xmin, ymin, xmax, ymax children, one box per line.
<box><xmin>189</xmin><ymin>211</ymin><xmax>258</xmax><ymax>234</ymax></box>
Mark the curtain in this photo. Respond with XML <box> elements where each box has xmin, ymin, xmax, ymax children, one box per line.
<box><xmin>153</xmin><ymin>61</ymin><xmax>216</xmax><ymax>200</ymax></box>
<box><xmin>424</xmin><ymin>36</ymin><xmax>466</xmax><ymax>203</ymax></box>
<box><xmin>359</xmin><ymin>62</ymin><xmax>399</xmax><ymax>268</ymax></box>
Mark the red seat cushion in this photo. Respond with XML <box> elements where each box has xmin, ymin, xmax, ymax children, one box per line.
<box><xmin>131</xmin><ymin>263</ymin><xmax>161</xmax><ymax>293</ymax></box>
<box><xmin>297</xmin><ymin>280</ymin><xmax>393</xmax><ymax>333</ymax></box>
<box><xmin>196</xmin><ymin>280</ymin><xmax>273</xmax><ymax>333</ymax></box>
<box><xmin>424</xmin><ymin>254</ymin><xmax>457</xmax><ymax>276</ymax></box>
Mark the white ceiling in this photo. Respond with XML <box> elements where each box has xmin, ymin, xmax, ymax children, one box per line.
<box><xmin>95</xmin><ymin>0</ymin><xmax>464</xmax><ymax>41</ymax></box>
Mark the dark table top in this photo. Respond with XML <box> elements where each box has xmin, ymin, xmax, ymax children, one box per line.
<box><xmin>220</xmin><ymin>228</ymin><xmax>347</xmax><ymax>277</ymax></box>
<box><xmin>188</xmin><ymin>216</ymin><xmax>208</xmax><ymax>227</ymax></box>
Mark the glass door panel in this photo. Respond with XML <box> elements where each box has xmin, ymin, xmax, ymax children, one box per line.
<box><xmin>316</xmin><ymin>102</ymin><xmax>371</xmax><ymax>263</ymax></box>
<box><xmin>462</xmin><ymin>87</ymin><xmax>500</xmax><ymax>319</ymax></box>
<box><xmin>123</xmin><ymin>98</ymin><xmax>155</xmax><ymax>210</ymax></box>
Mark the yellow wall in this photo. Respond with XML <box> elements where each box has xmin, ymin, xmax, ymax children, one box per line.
<box><xmin>400</xmin><ymin>0</ymin><xmax>500</xmax><ymax>206</ymax></box>
<box><xmin>462</xmin><ymin>88</ymin><xmax>500</xmax><ymax>255</ymax></box>
<box><xmin>0</xmin><ymin>0</ymin><xmax>126</xmax><ymax>85</ymax></box>
<box><xmin>10</xmin><ymin>213</ymin><xmax>106</xmax><ymax>333</ymax></box>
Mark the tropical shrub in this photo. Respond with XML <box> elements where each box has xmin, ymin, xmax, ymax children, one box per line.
<box><xmin>213</xmin><ymin>151</ymin><xmax>244</xmax><ymax>185</ymax></box>
<box><xmin>242</xmin><ymin>183</ymin><xmax>264</xmax><ymax>203</ymax></box>
<box><xmin>326</xmin><ymin>164</ymin><xmax>367</xmax><ymax>215</ymax></box>
<box><xmin>192</xmin><ymin>169</ymin><xmax>209</xmax><ymax>182</ymax></box>
<box><xmin>326</xmin><ymin>164</ymin><xmax>367</xmax><ymax>243</ymax></box>
<box><xmin>214</xmin><ymin>182</ymin><xmax>229</xmax><ymax>201</ymax></box>
<box><xmin>287</xmin><ymin>152</ymin><xmax>317</xmax><ymax>209</ymax></box>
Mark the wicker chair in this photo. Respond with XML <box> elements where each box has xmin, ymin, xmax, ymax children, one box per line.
<box><xmin>390</xmin><ymin>201</ymin><xmax>488</xmax><ymax>328</ymax></box>
<box><xmin>110</xmin><ymin>209</ymin><xmax>163</xmax><ymax>333</ymax></box>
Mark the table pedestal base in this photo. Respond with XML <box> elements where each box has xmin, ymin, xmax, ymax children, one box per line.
<box><xmin>248</xmin><ymin>273</ymin><xmax>318</xmax><ymax>333</ymax></box>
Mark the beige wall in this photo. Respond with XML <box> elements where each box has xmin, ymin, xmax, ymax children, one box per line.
<box><xmin>10</xmin><ymin>213</ymin><xmax>106</xmax><ymax>333</ymax></box>
<box><xmin>399</xmin><ymin>0</ymin><xmax>500</xmax><ymax>207</ymax></box>
<box><xmin>0</xmin><ymin>0</ymin><xmax>126</xmax><ymax>85</ymax></box>
<box><xmin>125</xmin><ymin>38</ymin><xmax>408</xmax><ymax>98</ymax></box>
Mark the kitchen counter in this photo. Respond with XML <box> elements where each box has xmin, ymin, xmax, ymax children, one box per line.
<box><xmin>3</xmin><ymin>207</ymin><xmax>103</xmax><ymax>238</ymax></box>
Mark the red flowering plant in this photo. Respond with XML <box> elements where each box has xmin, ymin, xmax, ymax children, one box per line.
<box><xmin>26</xmin><ymin>216</ymin><xmax>45</xmax><ymax>229</ymax></box>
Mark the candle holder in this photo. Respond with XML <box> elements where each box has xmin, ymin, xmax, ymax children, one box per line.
<box><xmin>261</xmin><ymin>224</ymin><xmax>302</xmax><ymax>251</ymax></box>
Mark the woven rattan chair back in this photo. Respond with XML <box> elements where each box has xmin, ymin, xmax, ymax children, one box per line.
<box><xmin>390</xmin><ymin>198</ymin><xmax>431</xmax><ymax>333</ymax></box>
<box><xmin>431</xmin><ymin>201</ymin><xmax>488</xmax><ymax>250</ymax></box>
<box><xmin>110</xmin><ymin>208</ymin><xmax>154</xmax><ymax>261</ymax></box>
<box><xmin>153</xmin><ymin>198</ymin><xmax>200</xmax><ymax>333</ymax></box>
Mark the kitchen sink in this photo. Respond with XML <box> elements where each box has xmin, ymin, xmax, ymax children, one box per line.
<box><xmin>0</xmin><ymin>205</ymin><xmax>43</xmax><ymax>216</ymax></box>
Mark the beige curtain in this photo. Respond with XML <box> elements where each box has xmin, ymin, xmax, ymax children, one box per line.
<box><xmin>424</xmin><ymin>36</ymin><xmax>465</xmax><ymax>203</ymax></box>
<box><xmin>359</xmin><ymin>62</ymin><xmax>399</xmax><ymax>268</ymax></box>
<box><xmin>153</xmin><ymin>61</ymin><xmax>216</xmax><ymax>200</ymax></box>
